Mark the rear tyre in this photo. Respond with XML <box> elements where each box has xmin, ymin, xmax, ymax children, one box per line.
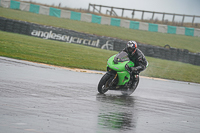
<box><xmin>121</xmin><ymin>77</ymin><xmax>139</xmax><ymax>96</ymax></box>
<box><xmin>98</xmin><ymin>73</ymin><xmax>112</xmax><ymax>94</ymax></box>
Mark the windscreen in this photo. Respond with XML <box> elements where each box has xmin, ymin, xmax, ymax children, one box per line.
<box><xmin>113</xmin><ymin>51</ymin><xmax>129</xmax><ymax>63</ymax></box>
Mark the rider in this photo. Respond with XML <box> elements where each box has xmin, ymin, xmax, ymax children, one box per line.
<box><xmin>123</xmin><ymin>41</ymin><xmax>147</xmax><ymax>86</ymax></box>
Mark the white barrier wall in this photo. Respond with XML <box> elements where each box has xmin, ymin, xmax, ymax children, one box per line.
<box><xmin>139</xmin><ymin>22</ymin><xmax>148</xmax><ymax>31</ymax></box>
<box><xmin>60</xmin><ymin>10</ymin><xmax>71</xmax><ymax>19</ymax></box>
<box><xmin>20</xmin><ymin>2</ymin><xmax>30</xmax><ymax>12</ymax></box>
<box><xmin>101</xmin><ymin>16</ymin><xmax>111</xmax><ymax>25</ymax></box>
<box><xmin>194</xmin><ymin>29</ymin><xmax>200</xmax><ymax>37</ymax></box>
<box><xmin>158</xmin><ymin>25</ymin><xmax>168</xmax><ymax>33</ymax></box>
<box><xmin>39</xmin><ymin>6</ymin><xmax>49</xmax><ymax>16</ymax></box>
<box><xmin>120</xmin><ymin>19</ymin><xmax>130</xmax><ymax>29</ymax></box>
<box><xmin>176</xmin><ymin>27</ymin><xmax>185</xmax><ymax>35</ymax></box>
<box><xmin>81</xmin><ymin>13</ymin><xmax>92</xmax><ymax>23</ymax></box>
<box><xmin>0</xmin><ymin>0</ymin><xmax>10</xmax><ymax>8</ymax></box>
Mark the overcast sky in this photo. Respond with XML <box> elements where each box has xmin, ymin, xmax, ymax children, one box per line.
<box><xmin>22</xmin><ymin>0</ymin><xmax>200</xmax><ymax>22</ymax></box>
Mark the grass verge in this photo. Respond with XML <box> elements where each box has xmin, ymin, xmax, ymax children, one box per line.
<box><xmin>0</xmin><ymin>31</ymin><xmax>200</xmax><ymax>84</ymax></box>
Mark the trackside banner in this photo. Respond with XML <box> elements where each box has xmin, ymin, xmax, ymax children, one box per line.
<box><xmin>29</xmin><ymin>24</ymin><xmax>117</xmax><ymax>51</ymax></box>
<box><xmin>30</xmin><ymin>30</ymin><xmax>101</xmax><ymax>48</ymax></box>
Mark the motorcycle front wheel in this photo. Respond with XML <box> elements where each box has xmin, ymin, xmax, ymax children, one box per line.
<box><xmin>98</xmin><ymin>73</ymin><xmax>113</xmax><ymax>94</ymax></box>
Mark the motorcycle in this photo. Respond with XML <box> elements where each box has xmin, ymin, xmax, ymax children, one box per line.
<box><xmin>98</xmin><ymin>51</ymin><xmax>140</xmax><ymax>96</ymax></box>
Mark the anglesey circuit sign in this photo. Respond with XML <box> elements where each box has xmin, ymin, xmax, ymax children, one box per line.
<box><xmin>31</xmin><ymin>30</ymin><xmax>114</xmax><ymax>50</ymax></box>
<box><xmin>31</xmin><ymin>30</ymin><xmax>101</xmax><ymax>48</ymax></box>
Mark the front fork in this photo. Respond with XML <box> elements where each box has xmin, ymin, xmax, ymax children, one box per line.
<box><xmin>106</xmin><ymin>71</ymin><xmax>118</xmax><ymax>88</ymax></box>
<box><xmin>109</xmin><ymin>73</ymin><xmax>118</xmax><ymax>87</ymax></box>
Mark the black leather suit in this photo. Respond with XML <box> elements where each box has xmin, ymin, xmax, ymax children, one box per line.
<box><xmin>123</xmin><ymin>48</ymin><xmax>147</xmax><ymax>75</ymax></box>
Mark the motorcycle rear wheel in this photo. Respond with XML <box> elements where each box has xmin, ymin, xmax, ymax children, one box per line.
<box><xmin>121</xmin><ymin>77</ymin><xmax>139</xmax><ymax>96</ymax></box>
<box><xmin>98</xmin><ymin>73</ymin><xmax>112</xmax><ymax>94</ymax></box>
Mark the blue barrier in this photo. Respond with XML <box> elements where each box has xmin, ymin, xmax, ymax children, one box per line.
<box><xmin>29</xmin><ymin>4</ymin><xmax>40</xmax><ymax>14</ymax></box>
<box><xmin>49</xmin><ymin>7</ymin><xmax>61</xmax><ymax>18</ymax></box>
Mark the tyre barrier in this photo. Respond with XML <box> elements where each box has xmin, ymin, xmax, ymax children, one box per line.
<box><xmin>0</xmin><ymin>17</ymin><xmax>200</xmax><ymax>66</ymax></box>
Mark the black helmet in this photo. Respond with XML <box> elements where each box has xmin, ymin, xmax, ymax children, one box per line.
<box><xmin>126</xmin><ymin>41</ymin><xmax>137</xmax><ymax>54</ymax></box>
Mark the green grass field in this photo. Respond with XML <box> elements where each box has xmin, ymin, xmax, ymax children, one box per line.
<box><xmin>0</xmin><ymin>7</ymin><xmax>200</xmax><ymax>83</ymax></box>
<box><xmin>0</xmin><ymin>7</ymin><xmax>200</xmax><ymax>53</ymax></box>
<box><xmin>0</xmin><ymin>31</ymin><xmax>200</xmax><ymax>83</ymax></box>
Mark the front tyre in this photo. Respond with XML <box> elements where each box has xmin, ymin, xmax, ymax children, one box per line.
<box><xmin>98</xmin><ymin>73</ymin><xmax>112</xmax><ymax>94</ymax></box>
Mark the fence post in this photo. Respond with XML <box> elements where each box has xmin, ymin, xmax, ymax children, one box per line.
<box><xmin>182</xmin><ymin>15</ymin><xmax>185</xmax><ymax>26</ymax></box>
<box><xmin>93</xmin><ymin>4</ymin><xmax>95</xmax><ymax>13</ymax></box>
<box><xmin>88</xmin><ymin>3</ymin><xmax>90</xmax><ymax>11</ymax></box>
<box><xmin>110</xmin><ymin>7</ymin><xmax>113</xmax><ymax>16</ymax></box>
<box><xmin>132</xmin><ymin>10</ymin><xmax>135</xmax><ymax>19</ymax></box>
<box><xmin>121</xmin><ymin>8</ymin><xmax>124</xmax><ymax>17</ymax></box>
<box><xmin>99</xmin><ymin>5</ymin><xmax>101</xmax><ymax>13</ymax></box>
<box><xmin>141</xmin><ymin>11</ymin><xmax>144</xmax><ymax>20</ymax></box>
<box><xmin>172</xmin><ymin>14</ymin><xmax>175</xmax><ymax>23</ymax></box>
<box><xmin>152</xmin><ymin>12</ymin><xmax>154</xmax><ymax>20</ymax></box>
<box><xmin>192</xmin><ymin>15</ymin><xmax>195</xmax><ymax>25</ymax></box>
<box><xmin>162</xmin><ymin>13</ymin><xmax>165</xmax><ymax>22</ymax></box>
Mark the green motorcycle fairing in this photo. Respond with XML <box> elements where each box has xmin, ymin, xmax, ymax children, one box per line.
<box><xmin>107</xmin><ymin>52</ymin><xmax>135</xmax><ymax>85</ymax></box>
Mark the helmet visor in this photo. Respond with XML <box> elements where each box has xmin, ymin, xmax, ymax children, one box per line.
<box><xmin>127</xmin><ymin>47</ymin><xmax>135</xmax><ymax>53</ymax></box>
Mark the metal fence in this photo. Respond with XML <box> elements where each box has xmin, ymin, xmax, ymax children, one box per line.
<box><xmin>88</xmin><ymin>3</ymin><xmax>200</xmax><ymax>26</ymax></box>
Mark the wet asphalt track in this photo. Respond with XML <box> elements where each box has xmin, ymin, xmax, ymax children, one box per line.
<box><xmin>0</xmin><ymin>56</ymin><xmax>200</xmax><ymax>133</ymax></box>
